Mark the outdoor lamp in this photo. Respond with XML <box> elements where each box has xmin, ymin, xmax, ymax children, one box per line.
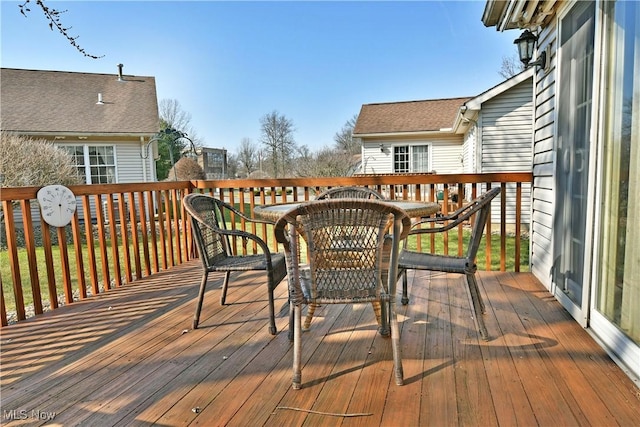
<box><xmin>514</xmin><ymin>29</ymin><xmax>546</xmax><ymax>70</ymax></box>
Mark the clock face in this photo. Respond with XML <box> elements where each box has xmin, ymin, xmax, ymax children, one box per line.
<box><xmin>37</xmin><ymin>185</ymin><xmax>77</xmax><ymax>227</ymax></box>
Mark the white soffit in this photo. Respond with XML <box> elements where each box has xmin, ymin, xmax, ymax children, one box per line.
<box><xmin>485</xmin><ymin>0</ymin><xmax>556</xmax><ymax>31</ymax></box>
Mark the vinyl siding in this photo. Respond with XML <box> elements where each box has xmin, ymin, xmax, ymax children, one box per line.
<box><xmin>361</xmin><ymin>135</ymin><xmax>463</xmax><ymax>174</ymax></box>
<box><xmin>462</xmin><ymin>124</ymin><xmax>477</xmax><ymax>173</ymax></box>
<box><xmin>115</xmin><ymin>142</ymin><xmax>154</xmax><ymax>183</ymax></box>
<box><xmin>479</xmin><ymin>79</ymin><xmax>533</xmax><ymax>226</ymax></box>
<box><xmin>530</xmin><ymin>20</ymin><xmax>558</xmax><ymax>289</ymax></box>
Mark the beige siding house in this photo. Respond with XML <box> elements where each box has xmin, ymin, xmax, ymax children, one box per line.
<box><xmin>354</xmin><ymin>71</ymin><xmax>534</xmax><ymax>226</ymax></box>
<box><xmin>354</xmin><ymin>97</ymin><xmax>470</xmax><ymax>175</ymax></box>
<box><xmin>1</xmin><ymin>66</ymin><xmax>160</xmax><ymax>183</ymax></box>
<box><xmin>483</xmin><ymin>0</ymin><xmax>639</xmax><ymax>381</ymax></box>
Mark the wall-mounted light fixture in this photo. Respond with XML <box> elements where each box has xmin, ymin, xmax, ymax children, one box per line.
<box><xmin>514</xmin><ymin>29</ymin><xmax>546</xmax><ymax>70</ymax></box>
<box><xmin>379</xmin><ymin>143</ymin><xmax>384</xmax><ymax>152</ymax></box>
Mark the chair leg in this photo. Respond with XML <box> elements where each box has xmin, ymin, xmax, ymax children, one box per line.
<box><xmin>288</xmin><ymin>303</ymin><xmax>295</xmax><ymax>342</ymax></box>
<box><xmin>468</xmin><ymin>272</ymin><xmax>486</xmax><ymax>313</ymax></box>
<box><xmin>466</xmin><ymin>273</ymin><xmax>489</xmax><ymax>341</ymax></box>
<box><xmin>372</xmin><ymin>301</ymin><xmax>389</xmax><ymax>336</ymax></box>
<box><xmin>401</xmin><ymin>270</ymin><xmax>409</xmax><ymax>305</ymax></box>
<box><xmin>193</xmin><ymin>272</ymin><xmax>209</xmax><ymax>329</ymax></box>
<box><xmin>303</xmin><ymin>304</ymin><xmax>316</xmax><ymax>331</ymax></box>
<box><xmin>292</xmin><ymin>304</ymin><xmax>302</xmax><ymax>390</ymax></box>
<box><xmin>267</xmin><ymin>280</ymin><xmax>277</xmax><ymax>335</ymax></box>
<box><xmin>220</xmin><ymin>271</ymin><xmax>231</xmax><ymax>305</ymax></box>
<box><xmin>389</xmin><ymin>300</ymin><xmax>404</xmax><ymax>386</ymax></box>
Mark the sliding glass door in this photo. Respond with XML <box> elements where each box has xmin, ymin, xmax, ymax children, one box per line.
<box><xmin>553</xmin><ymin>0</ymin><xmax>595</xmax><ymax>319</ymax></box>
<box><xmin>592</xmin><ymin>0</ymin><xmax>640</xmax><ymax>376</ymax></box>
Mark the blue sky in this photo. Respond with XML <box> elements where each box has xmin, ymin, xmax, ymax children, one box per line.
<box><xmin>1</xmin><ymin>1</ymin><xmax>519</xmax><ymax>153</ymax></box>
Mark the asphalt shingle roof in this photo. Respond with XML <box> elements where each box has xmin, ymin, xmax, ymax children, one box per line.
<box><xmin>1</xmin><ymin>68</ymin><xmax>159</xmax><ymax>134</ymax></box>
<box><xmin>353</xmin><ymin>97</ymin><xmax>471</xmax><ymax>135</ymax></box>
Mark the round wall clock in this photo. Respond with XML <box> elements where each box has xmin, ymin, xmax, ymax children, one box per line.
<box><xmin>37</xmin><ymin>184</ymin><xmax>77</xmax><ymax>227</ymax></box>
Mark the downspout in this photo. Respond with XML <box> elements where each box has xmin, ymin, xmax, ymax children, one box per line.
<box><xmin>141</xmin><ymin>136</ymin><xmax>148</xmax><ymax>182</ymax></box>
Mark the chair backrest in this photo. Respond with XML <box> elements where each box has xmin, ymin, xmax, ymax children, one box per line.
<box><xmin>274</xmin><ymin>199</ymin><xmax>411</xmax><ymax>304</ymax></box>
<box><xmin>465</xmin><ymin>187</ymin><xmax>501</xmax><ymax>261</ymax></box>
<box><xmin>316</xmin><ymin>186</ymin><xmax>385</xmax><ymax>200</ymax></box>
<box><xmin>183</xmin><ymin>193</ymin><xmax>232</xmax><ymax>268</ymax></box>
<box><xmin>408</xmin><ymin>187</ymin><xmax>500</xmax><ymax>261</ymax></box>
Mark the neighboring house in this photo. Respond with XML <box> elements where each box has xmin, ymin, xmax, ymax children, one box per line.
<box><xmin>455</xmin><ymin>68</ymin><xmax>535</xmax><ymax>227</ymax></box>
<box><xmin>454</xmin><ymin>68</ymin><xmax>534</xmax><ymax>176</ymax></box>
<box><xmin>1</xmin><ymin>66</ymin><xmax>160</xmax><ymax>183</ymax></box>
<box><xmin>483</xmin><ymin>0</ymin><xmax>639</xmax><ymax>380</ymax></box>
<box><xmin>354</xmin><ymin>97</ymin><xmax>471</xmax><ymax>175</ymax></box>
<box><xmin>199</xmin><ymin>147</ymin><xmax>228</xmax><ymax>179</ymax></box>
<box><xmin>354</xmin><ymin>70</ymin><xmax>534</xmax><ymax>226</ymax></box>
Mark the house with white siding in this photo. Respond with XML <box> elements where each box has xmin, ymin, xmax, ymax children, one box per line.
<box><xmin>455</xmin><ymin>68</ymin><xmax>535</xmax><ymax>227</ymax></box>
<box><xmin>1</xmin><ymin>66</ymin><xmax>160</xmax><ymax>184</ymax></box>
<box><xmin>482</xmin><ymin>0</ymin><xmax>639</xmax><ymax>382</ymax></box>
<box><xmin>353</xmin><ymin>70</ymin><xmax>534</xmax><ymax>226</ymax></box>
<box><xmin>354</xmin><ymin>97</ymin><xmax>471</xmax><ymax>176</ymax></box>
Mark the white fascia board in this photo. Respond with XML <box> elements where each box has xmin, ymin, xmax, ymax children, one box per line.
<box><xmin>482</xmin><ymin>1</ymin><xmax>508</xmax><ymax>27</ymax></box>
<box><xmin>355</xmin><ymin>130</ymin><xmax>451</xmax><ymax>139</ymax></box>
<box><xmin>23</xmin><ymin>131</ymin><xmax>155</xmax><ymax>141</ymax></box>
<box><xmin>451</xmin><ymin>67</ymin><xmax>533</xmax><ymax>133</ymax></box>
<box><xmin>465</xmin><ymin>67</ymin><xmax>535</xmax><ymax>111</ymax></box>
<box><xmin>499</xmin><ymin>0</ymin><xmax>540</xmax><ymax>31</ymax></box>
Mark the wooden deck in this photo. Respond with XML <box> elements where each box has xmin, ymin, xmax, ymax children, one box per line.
<box><xmin>1</xmin><ymin>262</ymin><xmax>639</xmax><ymax>426</ymax></box>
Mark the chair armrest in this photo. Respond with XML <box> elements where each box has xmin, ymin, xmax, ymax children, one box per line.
<box><xmin>222</xmin><ymin>204</ymin><xmax>274</xmax><ymax>226</ymax></box>
<box><xmin>407</xmin><ymin>218</ymin><xmax>462</xmax><ymax>234</ymax></box>
<box><xmin>197</xmin><ymin>218</ymin><xmax>278</xmax><ymax>262</ymax></box>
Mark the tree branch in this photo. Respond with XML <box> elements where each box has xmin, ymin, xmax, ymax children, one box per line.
<box><xmin>19</xmin><ymin>0</ymin><xmax>104</xmax><ymax>59</ymax></box>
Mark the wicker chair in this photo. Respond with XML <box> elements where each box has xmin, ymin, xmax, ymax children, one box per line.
<box><xmin>183</xmin><ymin>193</ymin><xmax>287</xmax><ymax>335</ymax></box>
<box><xmin>304</xmin><ymin>186</ymin><xmax>387</xmax><ymax>330</ymax></box>
<box><xmin>274</xmin><ymin>199</ymin><xmax>411</xmax><ymax>389</ymax></box>
<box><xmin>398</xmin><ymin>187</ymin><xmax>501</xmax><ymax>340</ymax></box>
<box><xmin>316</xmin><ymin>186</ymin><xmax>385</xmax><ymax>200</ymax></box>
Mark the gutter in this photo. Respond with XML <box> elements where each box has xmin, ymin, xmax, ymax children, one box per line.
<box><xmin>353</xmin><ymin>129</ymin><xmax>456</xmax><ymax>139</ymax></box>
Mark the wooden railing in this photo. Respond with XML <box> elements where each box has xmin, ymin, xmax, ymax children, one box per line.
<box><xmin>0</xmin><ymin>172</ymin><xmax>532</xmax><ymax>326</ymax></box>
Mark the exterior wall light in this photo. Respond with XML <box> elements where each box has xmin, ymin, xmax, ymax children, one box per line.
<box><xmin>379</xmin><ymin>143</ymin><xmax>384</xmax><ymax>152</ymax></box>
<box><xmin>514</xmin><ymin>29</ymin><xmax>546</xmax><ymax>70</ymax></box>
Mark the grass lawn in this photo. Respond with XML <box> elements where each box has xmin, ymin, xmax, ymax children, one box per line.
<box><xmin>1</xmin><ymin>226</ymin><xmax>529</xmax><ymax>315</ymax></box>
<box><xmin>0</xmin><ymin>239</ymin><xmax>164</xmax><ymax>315</ymax></box>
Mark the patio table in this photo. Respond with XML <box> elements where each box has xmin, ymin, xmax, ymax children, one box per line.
<box><xmin>254</xmin><ymin>198</ymin><xmax>440</xmax><ymax>335</ymax></box>
<box><xmin>253</xmin><ymin>199</ymin><xmax>440</xmax><ymax>223</ymax></box>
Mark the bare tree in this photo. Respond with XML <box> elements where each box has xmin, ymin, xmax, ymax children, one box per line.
<box><xmin>18</xmin><ymin>0</ymin><xmax>103</xmax><ymax>59</ymax></box>
<box><xmin>226</xmin><ymin>152</ymin><xmax>239</xmax><ymax>179</ymax></box>
<box><xmin>259</xmin><ymin>111</ymin><xmax>296</xmax><ymax>178</ymax></box>
<box><xmin>334</xmin><ymin>114</ymin><xmax>360</xmax><ymax>154</ymax></box>
<box><xmin>499</xmin><ymin>54</ymin><xmax>525</xmax><ymax>79</ymax></box>
<box><xmin>156</xmin><ymin>99</ymin><xmax>203</xmax><ymax>180</ymax></box>
<box><xmin>296</xmin><ymin>146</ymin><xmax>358</xmax><ymax>177</ymax></box>
<box><xmin>158</xmin><ymin>99</ymin><xmax>202</xmax><ymax>145</ymax></box>
<box><xmin>237</xmin><ymin>138</ymin><xmax>258</xmax><ymax>177</ymax></box>
<box><xmin>0</xmin><ymin>132</ymin><xmax>80</xmax><ymax>187</ymax></box>
<box><xmin>160</xmin><ymin>99</ymin><xmax>191</xmax><ymax>131</ymax></box>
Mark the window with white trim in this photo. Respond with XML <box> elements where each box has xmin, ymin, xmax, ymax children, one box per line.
<box><xmin>59</xmin><ymin>145</ymin><xmax>116</xmax><ymax>184</ymax></box>
<box><xmin>393</xmin><ymin>145</ymin><xmax>430</xmax><ymax>173</ymax></box>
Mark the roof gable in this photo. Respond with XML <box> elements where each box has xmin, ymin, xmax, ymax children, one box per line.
<box><xmin>353</xmin><ymin>97</ymin><xmax>471</xmax><ymax>136</ymax></box>
<box><xmin>1</xmin><ymin>68</ymin><xmax>159</xmax><ymax>135</ymax></box>
<box><xmin>464</xmin><ymin>68</ymin><xmax>533</xmax><ymax>110</ymax></box>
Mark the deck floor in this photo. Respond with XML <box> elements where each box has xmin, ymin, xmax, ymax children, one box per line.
<box><xmin>1</xmin><ymin>262</ymin><xmax>639</xmax><ymax>426</ymax></box>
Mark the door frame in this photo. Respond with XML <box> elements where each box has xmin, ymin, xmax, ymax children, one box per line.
<box><xmin>551</xmin><ymin>0</ymin><xmax>601</xmax><ymax>327</ymax></box>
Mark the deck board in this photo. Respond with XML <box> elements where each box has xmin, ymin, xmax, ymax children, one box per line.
<box><xmin>1</xmin><ymin>262</ymin><xmax>639</xmax><ymax>426</ymax></box>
